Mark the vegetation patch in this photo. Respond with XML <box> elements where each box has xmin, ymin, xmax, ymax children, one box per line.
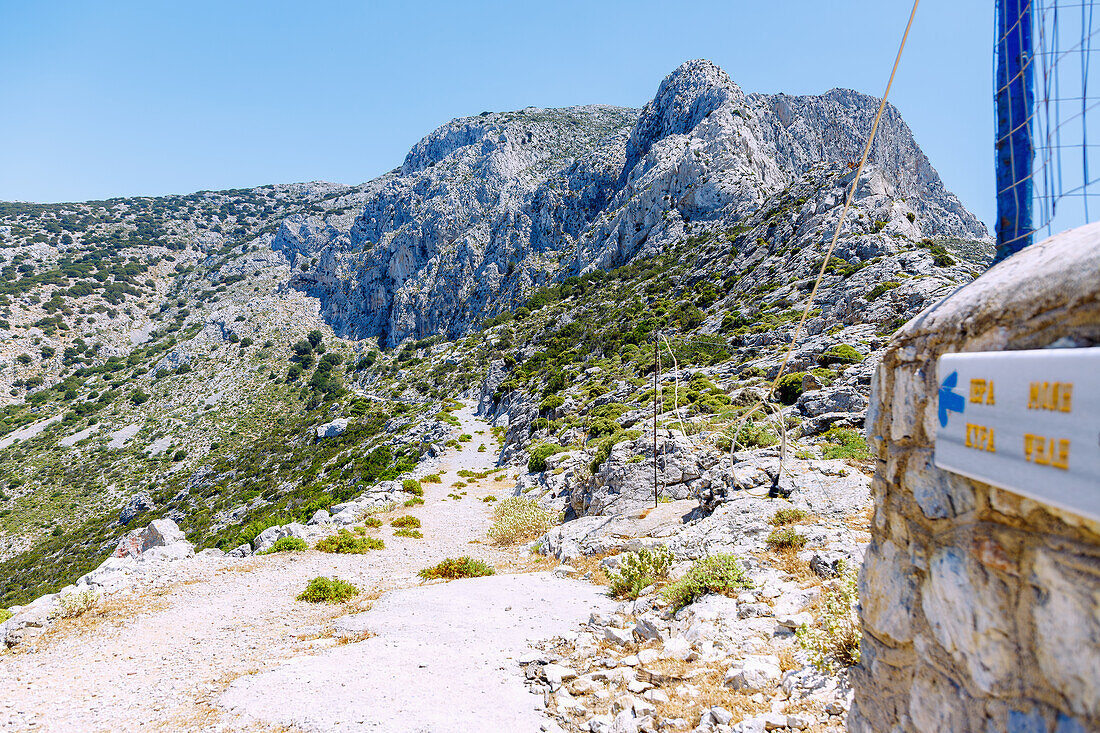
<box><xmin>774</xmin><ymin>372</ymin><xmax>806</xmax><ymax>405</ymax></box>
<box><xmin>527</xmin><ymin>442</ymin><xmax>566</xmax><ymax>472</ymax></box>
<box><xmin>258</xmin><ymin>536</ymin><xmax>308</xmax><ymax>554</ymax></box>
<box><xmin>394</xmin><ymin>528</ymin><xmax>423</xmax><ymax>539</ymax></box>
<box><xmin>797</xmin><ymin>563</ymin><xmax>861</xmax><ymax>671</ymax></box>
<box><xmin>417</xmin><ymin>556</ymin><xmax>495</xmax><ymax>580</ymax></box>
<box><xmin>58</xmin><ymin>589</ymin><xmax>98</xmax><ymax>618</ymax></box>
<box><xmin>314</xmin><ymin>529</ymin><xmax>385</xmax><ymax>554</ymax></box>
<box><xmin>766</xmin><ymin>527</ymin><xmax>808</xmax><ymax>551</ymax></box>
<box><xmin>662</xmin><ymin>555</ymin><xmax>752</xmax><ymax>610</ymax></box>
<box><xmin>297</xmin><ymin>576</ymin><xmax>358</xmax><ymax>604</ymax></box>
<box><xmin>488</xmin><ymin>497</ymin><xmax>555</xmax><ymax>545</ymax></box>
<box><xmin>770</xmin><ymin>508</ymin><xmax>809</xmax><ymax>526</ymax></box>
<box><xmin>820</xmin><ymin>427</ymin><xmax>871</xmax><ymax>460</ymax></box>
<box><xmin>391</xmin><ymin>515</ymin><xmax>421</xmax><ymax>528</ymax></box>
<box><xmin>607</xmin><ymin>546</ymin><xmax>673</xmax><ymax>600</ymax></box>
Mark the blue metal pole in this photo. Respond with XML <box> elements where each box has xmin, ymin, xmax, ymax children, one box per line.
<box><xmin>994</xmin><ymin>0</ymin><xmax>1035</xmax><ymax>263</ymax></box>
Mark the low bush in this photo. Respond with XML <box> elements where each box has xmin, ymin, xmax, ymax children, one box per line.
<box><xmin>297</xmin><ymin>576</ymin><xmax>358</xmax><ymax>603</ymax></box>
<box><xmin>0</xmin><ymin>608</ymin><xmax>10</xmax><ymax>623</ymax></box>
<box><xmin>728</xmin><ymin>420</ymin><xmax>778</xmax><ymax>450</ymax></box>
<box><xmin>404</xmin><ymin>497</ymin><xmax>424</xmax><ymax>507</ymax></box>
<box><xmin>818</xmin><ymin>344</ymin><xmax>862</xmax><ymax>365</ymax></box>
<box><xmin>774</xmin><ymin>372</ymin><xmax>806</xmax><ymax>405</ymax></box>
<box><xmin>363</xmin><ymin>517</ymin><xmax>382</xmax><ymax>528</ymax></box>
<box><xmin>391</xmin><ymin>515</ymin><xmax>421</xmax><ymax>528</ymax></box>
<box><xmin>402</xmin><ymin>479</ymin><xmax>423</xmax><ymax>496</ymax></box>
<box><xmin>394</xmin><ymin>528</ymin><xmax>423</xmax><ymax>539</ymax></box>
<box><xmin>820</xmin><ymin>427</ymin><xmax>871</xmax><ymax>460</ymax></box>
<box><xmin>766</xmin><ymin>527</ymin><xmax>808</xmax><ymax>550</ymax></box>
<box><xmin>421</xmin><ymin>473</ymin><xmax>442</xmax><ymax>484</ymax></box>
<box><xmin>608</xmin><ymin>546</ymin><xmax>674</xmax><ymax>599</ymax></box>
<box><xmin>58</xmin><ymin>589</ymin><xmax>98</xmax><ymax>618</ymax></box>
<box><xmin>488</xmin><ymin>497</ymin><xmax>555</xmax><ymax>545</ymax></box>
<box><xmin>662</xmin><ymin>555</ymin><xmax>752</xmax><ymax>610</ymax></box>
<box><xmin>314</xmin><ymin>529</ymin><xmax>385</xmax><ymax>554</ymax></box>
<box><xmin>770</xmin><ymin>508</ymin><xmax>809</xmax><ymax>526</ymax></box>
<box><xmin>259</xmin><ymin>536</ymin><xmax>308</xmax><ymax>554</ymax></box>
<box><xmin>865</xmin><ymin>282</ymin><xmax>900</xmax><ymax>301</ymax></box>
<box><xmin>527</xmin><ymin>443</ymin><xmax>565</xmax><ymax>472</ymax></box>
<box><xmin>417</xmin><ymin>556</ymin><xmax>495</xmax><ymax>580</ymax></box>
<box><xmin>797</xmin><ymin>563</ymin><xmax>861</xmax><ymax>671</ymax></box>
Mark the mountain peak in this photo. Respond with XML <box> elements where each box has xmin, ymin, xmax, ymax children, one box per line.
<box><xmin>624</xmin><ymin>59</ymin><xmax>745</xmax><ymax>172</ymax></box>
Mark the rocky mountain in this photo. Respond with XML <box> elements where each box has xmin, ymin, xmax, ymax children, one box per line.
<box><xmin>281</xmin><ymin>60</ymin><xmax>985</xmax><ymax>346</ymax></box>
<box><xmin>0</xmin><ymin>58</ymin><xmax>989</xmax><ymax>619</ymax></box>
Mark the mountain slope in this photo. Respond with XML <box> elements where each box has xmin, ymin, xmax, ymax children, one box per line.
<box><xmin>0</xmin><ymin>59</ymin><xmax>989</xmax><ymax>607</ymax></box>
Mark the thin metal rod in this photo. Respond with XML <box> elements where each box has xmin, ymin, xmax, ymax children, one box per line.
<box><xmin>653</xmin><ymin>333</ymin><xmax>658</xmax><ymax>508</ymax></box>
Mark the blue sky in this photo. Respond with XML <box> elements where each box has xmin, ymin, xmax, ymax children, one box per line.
<box><xmin>0</xmin><ymin>1</ymin><xmax>995</xmax><ymax>228</ymax></box>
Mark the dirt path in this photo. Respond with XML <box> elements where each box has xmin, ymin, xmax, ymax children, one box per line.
<box><xmin>0</xmin><ymin>403</ymin><xmax>603</xmax><ymax>732</ymax></box>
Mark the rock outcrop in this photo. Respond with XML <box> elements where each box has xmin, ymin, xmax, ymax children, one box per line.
<box><xmin>282</xmin><ymin>60</ymin><xmax>986</xmax><ymax>347</ymax></box>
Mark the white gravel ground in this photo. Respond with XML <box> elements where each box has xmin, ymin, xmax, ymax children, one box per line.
<box><xmin>0</xmin><ymin>403</ymin><xmax>607</xmax><ymax>732</ymax></box>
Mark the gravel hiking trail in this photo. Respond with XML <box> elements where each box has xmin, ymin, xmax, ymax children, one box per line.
<box><xmin>0</xmin><ymin>403</ymin><xmax>613</xmax><ymax>732</ymax></box>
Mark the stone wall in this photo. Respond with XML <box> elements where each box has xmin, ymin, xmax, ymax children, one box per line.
<box><xmin>851</xmin><ymin>222</ymin><xmax>1100</xmax><ymax>732</ymax></box>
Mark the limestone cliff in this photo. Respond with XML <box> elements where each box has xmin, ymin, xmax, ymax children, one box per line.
<box><xmin>280</xmin><ymin>60</ymin><xmax>986</xmax><ymax>346</ymax></box>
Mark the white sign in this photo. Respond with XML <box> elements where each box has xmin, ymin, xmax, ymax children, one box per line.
<box><xmin>935</xmin><ymin>347</ymin><xmax>1100</xmax><ymax>520</ymax></box>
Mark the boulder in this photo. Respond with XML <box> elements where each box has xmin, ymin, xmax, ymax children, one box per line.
<box><xmin>315</xmin><ymin>418</ymin><xmax>349</xmax><ymax>439</ymax></box>
<box><xmin>724</xmin><ymin>655</ymin><xmax>782</xmax><ymax>692</ymax></box>
<box><xmin>113</xmin><ymin>518</ymin><xmax>188</xmax><ymax>558</ymax></box>
<box><xmin>796</xmin><ymin>385</ymin><xmax>867</xmax><ymax>418</ymax></box>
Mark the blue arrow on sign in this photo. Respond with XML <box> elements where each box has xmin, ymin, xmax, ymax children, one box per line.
<box><xmin>938</xmin><ymin>371</ymin><xmax>965</xmax><ymax>427</ymax></box>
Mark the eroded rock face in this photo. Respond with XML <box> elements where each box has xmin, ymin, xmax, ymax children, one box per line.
<box><xmin>113</xmin><ymin>518</ymin><xmax>187</xmax><ymax>558</ymax></box>
<box><xmin>282</xmin><ymin>60</ymin><xmax>985</xmax><ymax>348</ymax></box>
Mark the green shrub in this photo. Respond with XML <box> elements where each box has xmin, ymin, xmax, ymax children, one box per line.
<box><xmin>728</xmin><ymin>421</ymin><xmax>778</xmax><ymax>449</ymax></box>
<box><xmin>770</xmin><ymin>508</ymin><xmax>809</xmax><ymax>526</ymax></box>
<box><xmin>774</xmin><ymin>372</ymin><xmax>806</xmax><ymax>405</ymax></box>
<box><xmin>391</xmin><ymin>515</ymin><xmax>421</xmax><ymax>528</ymax></box>
<box><xmin>404</xmin><ymin>497</ymin><xmax>425</xmax><ymax>507</ymax></box>
<box><xmin>818</xmin><ymin>344</ymin><xmax>862</xmax><ymax>365</ymax></box>
<box><xmin>394</xmin><ymin>528</ymin><xmax>423</xmax><ymax>539</ymax></box>
<box><xmin>528</xmin><ymin>443</ymin><xmax>565</xmax><ymax>472</ymax></box>
<box><xmin>297</xmin><ymin>576</ymin><xmax>357</xmax><ymax>603</ymax></box>
<box><xmin>418</xmin><ymin>556</ymin><xmax>495</xmax><ymax>580</ymax></box>
<box><xmin>363</xmin><ymin>517</ymin><xmax>382</xmax><ymax>528</ymax></box>
<box><xmin>539</xmin><ymin>394</ymin><xmax>565</xmax><ymax>411</ymax></box>
<box><xmin>608</xmin><ymin>546</ymin><xmax>674</xmax><ymax>599</ymax></box>
<box><xmin>797</xmin><ymin>563</ymin><xmax>861</xmax><ymax>671</ymax></box>
<box><xmin>488</xmin><ymin>497</ymin><xmax>555</xmax><ymax>545</ymax></box>
<box><xmin>259</xmin><ymin>536</ymin><xmax>308</xmax><ymax>554</ymax></box>
<box><xmin>130</xmin><ymin>390</ymin><xmax>149</xmax><ymax>405</ymax></box>
<box><xmin>766</xmin><ymin>527</ymin><xmax>808</xmax><ymax>550</ymax></box>
<box><xmin>0</xmin><ymin>608</ymin><xmax>10</xmax><ymax>623</ymax></box>
<box><xmin>402</xmin><ymin>479</ymin><xmax>423</xmax><ymax>496</ymax></box>
<box><xmin>458</xmin><ymin>433</ymin><xmax>472</xmax><ymax>442</ymax></box>
<box><xmin>421</xmin><ymin>473</ymin><xmax>442</xmax><ymax>484</ymax></box>
<box><xmin>662</xmin><ymin>555</ymin><xmax>752</xmax><ymax>610</ymax></box>
<box><xmin>314</xmin><ymin>529</ymin><xmax>384</xmax><ymax>554</ymax></box>
<box><xmin>820</xmin><ymin>427</ymin><xmax>871</xmax><ymax>460</ymax></box>
<box><xmin>435</xmin><ymin>410</ymin><xmax>460</xmax><ymax>426</ymax></box>
<box><xmin>865</xmin><ymin>282</ymin><xmax>900</xmax><ymax>301</ymax></box>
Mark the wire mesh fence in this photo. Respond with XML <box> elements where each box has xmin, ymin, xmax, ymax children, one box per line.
<box><xmin>996</xmin><ymin>0</ymin><xmax>1100</xmax><ymax>253</ymax></box>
